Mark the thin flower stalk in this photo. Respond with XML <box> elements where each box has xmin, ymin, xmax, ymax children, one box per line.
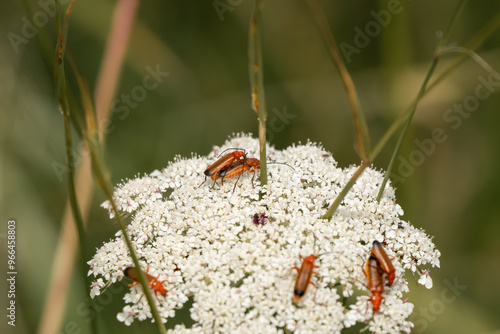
<box><xmin>54</xmin><ymin>0</ymin><xmax>165</xmax><ymax>330</ymax></box>
<box><xmin>249</xmin><ymin>0</ymin><xmax>268</xmax><ymax>187</ymax></box>
<box><xmin>371</xmin><ymin>0</ymin><xmax>499</xmax><ymax>160</ymax></box>
<box><xmin>304</xmin><ymin>0</ymin><xmax>371</xmax><ymax>162</ymax></box>
<box><xmin>85</xmin><ymin>114</ymin><xmax>167</xmax><ymax>333</ymax></box>
<box><xmin>376</xmin><ymin>58</ymin><xmax>438</xmax><ymax>202</ymax></box>
<box><xmin>322</xmin><ymin>160</ymin><xmax>370</xmax><ymax>220</ymax></box>
<box><xmin>376</xmin><ymin>0</ymin><xmax>467</xmax><ymax>201</ymax></box>
<box><xmin>81</xmin><ymin>59</ymin><xmax>168</xmax><ymax>334</ymax></box>
<box><xmin>426</xmin><ymin>10</ymin><xmax>500</xmax><ymax>95</ymax></box>
<box><xmin>304</xmin><ymin>0</ymin><xmax>373</xmax><ymax>219</ymax></box>
<box><xmin>49</xmin><ymin>2</ymin><xmax>98</xmax><ymax>334</ymax></box>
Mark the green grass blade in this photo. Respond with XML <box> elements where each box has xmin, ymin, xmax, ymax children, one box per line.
<box><xmin>376</xmin><ymin>0</ymin><xmax>468</xmax><ymax>201</ymax></box>
<box><xmin>304</xmin><ymin>0</ymin><xmax>371</xmax><ymax>161</ymax></box>
<box><xmin>52</xmin><ymin>2</ymin><xmax>99</xmax><ymax>334</ymax></box>
<box><xmin>370</xmin><ymin>1</ymin><xmax>499</xmax><ymax>160</ymax></box>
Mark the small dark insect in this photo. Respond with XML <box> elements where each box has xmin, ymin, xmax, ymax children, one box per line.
<box><xmin>252</xmin><ymin>212</ymin><xmax>268</xmax><ymax>226</ymax></box>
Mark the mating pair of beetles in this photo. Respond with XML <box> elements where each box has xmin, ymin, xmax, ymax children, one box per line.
<box><xmin>288</xmin><ymin>240</ymin><xmax>396</xmax><ymax>312</ymax></box>
<box><xmin>199</xmin><ymin>148</ymin><xmax>261</xmax><ymax>192</ymax></box>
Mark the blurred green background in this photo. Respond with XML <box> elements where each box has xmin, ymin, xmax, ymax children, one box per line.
<box><xmin>1</xmin><ymin>0</ymin><xmax>500</xmax><ymax>333</ymax></box>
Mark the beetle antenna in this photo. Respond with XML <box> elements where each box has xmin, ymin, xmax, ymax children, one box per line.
<box><xmin>267</xmin><ymin>161</ymin><xmax>295</xmax><ymax>171</ymax></box>
<box><xmin>217</xmin><ymin>147</ymin><xmax>246</xmax><ymax>158</ymax></box>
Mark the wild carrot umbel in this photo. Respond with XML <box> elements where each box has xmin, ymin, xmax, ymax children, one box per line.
<box><xmin>88</xmin><ymin>134</ymin><xmax>440</xmax><ymax>332</ymax></box>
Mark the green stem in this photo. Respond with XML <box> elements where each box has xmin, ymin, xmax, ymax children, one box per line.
<box><xmin>370</xmin><ymin>0</ymin><xmax>492</xmax><ymax>160</ymax></box>
<box><xmin>56</xmin><ymin>1</ymin><xmax>166</xmax><ymax>330</ymax></box>
<box><xmin>55</xmin><ymin>2</ymin><xmax>98</xmax><ymax>334</ymax></box>
<box><xmin>375</xmin><ymin>59</ymin><xmax>438</xmax><ymax>202</ymax></box>
<box><xmin>249</xmin><ymin>0</ymin><xmax>268</xmax><ymax>188</ymax></box>
<box><xmin>306</xmin><ymin>0</ymin><xmax>372</xmax><ymax>219</ymax></box>
<box><xmin>62</xmin><ymin>105</ymin><xmax>98</xmax><ymax>334</ymax></box>
<box><xmin>304</xmin><ymin>0</ymin><xmax>371</xmax><ymax>161</ymax></box>
<box><xmin>376</xmin><ymin>0</ymin><xmax>467</xmax><ymax>201</ymax></box>
<box><xmin>87</xmin><ymin>134</ymin><xmax>167</xmax><ymax>333</ymax></box>
<box><xmin>322</xmin><ymin>161</ymin><xmax>370</xmax><ymax>220</ymax></box>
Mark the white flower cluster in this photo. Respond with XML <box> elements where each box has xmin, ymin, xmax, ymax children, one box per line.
<box><xmin>88</xmin><ymin>134</ymin><xmax>440</xmax><ymax>333</ymax></box>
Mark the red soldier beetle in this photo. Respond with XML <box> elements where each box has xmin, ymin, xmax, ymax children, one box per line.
<box><xmin>370</xmin><ymin>240</ymin><xmax>396</xmax><ymax>286</ymax></box>
<box><xmin>199</xmin><ymin>148</ymin><xmax>246</xmax><ymax>188</ymax></box>
<box><xmin>285</xmin><ymin>236</ymin><xmax>327</xmax><ymax>303</ymax></box>
<box><xmin>216</xmin><ymin>158</ymin><xmax>294</xmax><ymax>192</ymax></box>
<box><xmin>363</xmin><ymin>255</ymin><xmax>385</xmax><ymax>312</ymax></box>
<box><xmin>216</xmin><ymin>157</ymin><xmax>260</xmax><ymax>192</ymax></box>
<box><xmin>287</xmin><ymin>254</ymin><xmax>319</xmax><ymax>303</ymax></box>
<box><xmin>123</xmin><ymin>265</ymin><xmax>167</xmax><ymax>297</ymax></box>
